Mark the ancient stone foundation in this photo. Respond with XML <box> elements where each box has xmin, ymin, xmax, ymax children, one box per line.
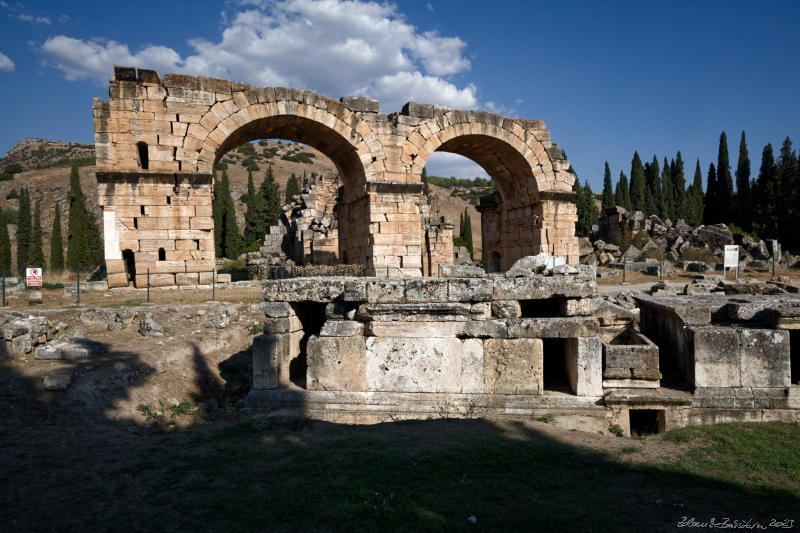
<box><xmin>246</xmin><ymin>272</ymin><xmax>800</xmax><ymax>431</ymax></box>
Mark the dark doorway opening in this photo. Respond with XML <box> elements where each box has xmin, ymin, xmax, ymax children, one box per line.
<box><xmin>790</xmin><ymin>331</ymin><xmax>799</xmax><ymax>385</ymax></box>
<box><xmin>137</xmin><ymin>142</ymin><xmax>149</xmax><ymax>170</ymax></box>
<box><xmin>629</xmin><ymin>409</ymin><xmax>664</xmax><ymax>435</ymax></box>
<box><xmin>519</xmin><ymin>297</ymin><xmax>566</xmax><ymax>318</ymax></box>
<box><xmin>158</xmin><ymin>248</ymin><xmax>166</xmax><ymax>261</ymax></box>
<box><xmin>122</xmin><ymin>249</ymin><xmax>135</xmax><ymax>285</ymax></box>
<box><xmin>490</xmin><ymin>251</ymin><xmax>501</xmax><ymax>274</ymax></box>
<box><xmin>543</xmin><ymin>338</ymin><xmax>571</xmax><ymax>393</ymax></box>
<box><xmin>290</xmin><ymin>302</ymin><xmax>327</xmax><ymax>388</ymax></box>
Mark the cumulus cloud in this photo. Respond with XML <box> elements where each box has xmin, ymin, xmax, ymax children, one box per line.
<box><xmin>426</xmin><ymin>152</ymin><xmax>489</xmax><ymax>180</ymax></box>
<box><xmin>0</xmin><ymin>52</ymin><xmax>14</xmax><ymax>71</ymax></box>
<box><xmin>39</xmin><ymin>0</ymin><xmax>478</xmax><ymax>111</ymax></box>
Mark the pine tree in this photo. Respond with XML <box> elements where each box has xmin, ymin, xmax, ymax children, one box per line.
<box><xmin>16</xmin><ymin>187</ymin><xmax>31</xmax><ymax>276</ymax></box>
<box><xmin>28</xmin><ymin>198</ymin><xmax>44</xmax><ymax>268</ymax></box>
<box><xmin>0</xmin><ymin>207</ymin><xmax>10</xmax><ymax>273</ymax></box>
<box><xmin>66</xmin><ymin>165</ymin><xmax>90</xmax><ymax>270</ymax></box>
<box><xmin>285</xmin><ymin>172</ymin><xmax>300</xmax><ymax>203</ymax></box>
<box><xmin>220</xmin><ymin>171</ymin><xmax>243</xmax><ymax>259</ymax></box>
<box><xmin>601</xmin><ymin>161</ymin><xmax>614</xmax><ymax>210</ymax></box>
<box><xmin>704</xmin><ymin>163</ymin><xmax>718</xmax><ymax>225</ymax></box>
<box><xmin>735</xmin><ymin>131</ymin><xmax>751</xmax><ymax>231</ymax></box>
<box><xmin>716</xmin><ymin>131</ymin><xmax>735</xmax><ymax>224</ymax></box>
<box><xmin>673</xmin><ymin>152</ymin><xmax>686</xmax><ymax>220</ymax></box>
<box><xmin>754</xmin><ymin>144</ymin><xmax>778</xmax><ymax>240</ymax></box>
<box><xmin>629</xmin><ymin>152</ymin><xmax>646</xmax><ymax>212</ymax></box>
<box><xmin>50</xmin><ymin>203</ymin><xmax>64</xmax><ymax>271</ymax></box>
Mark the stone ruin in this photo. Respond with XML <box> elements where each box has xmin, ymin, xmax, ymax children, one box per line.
<box><xmin>93</xmin><ymin>66</ymin><xmax>578</xmax><ymax>286</ymax></box>
<box><xmin>246</xmin><ymin>260</ymin><xmax>800</xmax><ymax>432</ymax></box>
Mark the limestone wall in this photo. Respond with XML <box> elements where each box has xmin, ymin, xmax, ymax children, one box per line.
<box><xmin>94</xmin><ymin>66</ymin><xmax>579</xmax><ymax>280</ymax></box>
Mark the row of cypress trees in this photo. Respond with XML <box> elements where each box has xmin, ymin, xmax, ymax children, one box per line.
<box><xmin>458</xmin><ymin>208</ymin><xmax>473</xmax><ymax>258</ymax></box>
<box><xmin>579</xmin><ymin>132</ymin><xmax>800</xmax><ymax>250</ymax></box>
<box><xmin>0</xmin><ymin>164</ymin><xmax>100</xmax><ymax>276</ymax></box>
<box><xmin>213</xmin><ymin>165</ymin><xmax>283</xmax><ymax>259</ymax></box>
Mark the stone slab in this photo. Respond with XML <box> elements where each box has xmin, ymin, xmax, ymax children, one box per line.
<box><xmin>307</xmin><ymin>335</ymin><xmax>366</xmax><ymax>391</ymax></box>
<box><xmin>483</xmin><ymin>338</ymin><xmax>543</xmax><ymax>394</ymax></box>
<box><xmin>365</xmin><ymin>337</ymin><xmax>464</xmax><ymax>393</ymax></box>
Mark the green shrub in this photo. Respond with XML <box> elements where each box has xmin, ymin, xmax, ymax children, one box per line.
<box><xmin>608</xmin><ymin>424</ymin><xmax>623</xmax><ymax>436</ymax></box>
<box><xmin>0</xmin><ymin>173</ymin><xmax>13</xmax><ymax>182</ymax></box>
<box><xmin>214</xmin><ymin>162</ymin><xmax>228</xmax><ymax>171</ymax></box>
<box><xmin>237</xmin><ymin>143</ymin><xmax>256</xmax><ymax>156</ymax></box>
<box><xmin>6</xmin><ymin>190</ymin><xmax>18</xmax><ymax>199</ymax></box>
<box><xmin>453</xmin><ymin>236</ymin><xmax>467</xmax><ymax>247</ymax></box>
<box><xmin>3</xmin><ymin>163</ymin><xmax>23</xmax><ymax>174</ymax></box>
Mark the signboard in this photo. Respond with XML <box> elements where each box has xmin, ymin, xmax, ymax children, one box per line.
<box><xmin>723</xmin><ymin>245</ymin><xmax>739</xmax><ymax>270</ymax></box>
<box><xmin>26</xmin><ymin>267</ymin><xmax>42</xmax><ymax>287</ymax></box>
<box><xmin>546</xmin><ymin>256</ymin><xmax>566</xmax><ymax>270</ymax></box>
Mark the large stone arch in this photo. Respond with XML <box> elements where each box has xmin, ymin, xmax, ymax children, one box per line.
<box><xmin>187</xmin><ymin>93</ymin><xmax>376</xmax><ymax>265</ymax></box>
<box><xmin>404</xmin><ymin>108</ymin><xmax>578</xmax><ymax>267</ymax></box>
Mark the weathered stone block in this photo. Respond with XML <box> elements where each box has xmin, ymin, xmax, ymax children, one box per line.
<box><xmin>492</xmin><ymin>300</ymin><xmax>521</xmax><ymax>319</ymax></box>
<box><xmin>739</xmin><ymin>328</ymin><xmax>790</xmax><ymax>387</ymax></box>
<box><xmin>365</xmin><ymin>279</ymin><xmax>406</xmax><ymax>303</ymax></box>
<box><xmin>365</xmin><ymin>337</ymin><xmax>464</xmax><ymax>393</ymax></box>
<box><xmin>307</xmin><ymin>335</ymin><xmax>366</xmax><ymax>391</ymax></box>
<box><xmin>319</xmin><ymin>320</ymin><xmax>364</xmax><ymax>337</ymax></box>
<box><xmin>252</xmin><ymin>332</ymin><xmax>302</xmax><ymax>389</ymax></box>
<box><xmin>483</xmin><ymin>338</ymin><xmax>543</xmax><ymax>394</ymax></box>
<box><xmin>405</xmin><ymin>279</ymin><xmax>448</xmax><ymax>302</ymax></box>
<box><xmin>263</xmin><ymin>315</ymin><xmax>303</xmax><ymax>335</ymax></box>
<box><xmin>690</xmin><ymin>327</ymin><xmax>740</xmax><ymax>388</ymax></box>
<box><xmin>507</xmin><ymin>317</ymin><xmax>600</xmax><ymax>338</ymax></box>
<box><xmin>461</xmin><ymin>339</ymin><xmax>485</xmax><ymax>393</ymax></box>
<box><xmin>567</xmin><ymin>337</ymin><xmax>603</xmax><ymax>396</ymax></box>
<box><xmin>448</xmin><ymin>278</ymin><xmax>492</xmax><ymax>302</ymax></box>
<box><xmin>358</xmin><ymin>302</ymin><xmax>472</xmax><ymax>322</ymax></box>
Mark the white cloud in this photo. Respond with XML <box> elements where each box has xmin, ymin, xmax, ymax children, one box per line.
<box><xmin>426</xmin><ymin>152</ymin><xmax>489</xmax><ymax>180</ymax></box>
<box><xmin>426</xmin><ymin>3</ymin><xmax>434</xmax><ymax>11</ymax></box>
<box><xmin>2</xmin><ymin>2</ymin><xmax>52</xmax><ymax>24</ymax></box>
<box><xmin>39</xmin><ymin>0</ymin><xmax>477</xmax><ymax>111</ymax></box>
<box><xmin>0</xmin><ymin>52</ymin><xmax>14</xmax><ymax>72</ymax></box>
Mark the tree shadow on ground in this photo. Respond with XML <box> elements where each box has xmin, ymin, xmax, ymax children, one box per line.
<box><xmin>0</xmin><ymin>347</ymin><xmax>798</xmax><ymax>532</ymax></box>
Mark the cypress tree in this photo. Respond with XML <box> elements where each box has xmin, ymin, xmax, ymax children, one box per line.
<box><xmin>704</xmin><ymin>163</ymin><xmax>718</xmax><ymax>225</ymax></box>
<box><xmin>212</xmin><ymin>172</ymin><xmax>223</xmax><ymax>256</ymax></box>
<box><xmin>50</xmin><ymin>203</ymin><xmax>64</xmax><ymax>271</ymax></box>
<box><xmin>462</xmin><ymin>209</ymin><xmax>473</xmax><ymax>257</ymax></box>
<box><xmin>28</xmin><ymin>199</ymin><xmax>44</xmax><ymax>268</ymax></box>
<box><xmin>629</xmin><ymin>152</ymin><xmax>646</xmax><ymax>212</ymax></box>
<box><xmin>259</xmin><ymin>165</ymin><xmax>281</xmax><ymax>228</ymax></box>
<box><xmin>16</xmin><ymin>187</ymin><xmax>31</xmax><ymax>276</ymax></box>
<box><xmin>688</xmin><ymin>160</ymin><xmax>704</xmax><ymax>226</ymax></box>
<box><xmin>601</xmin><ymin>162</ymin><xmax>614</xmax><ymax>210</ymax></box>
<box><xmin>735</xmin><ymin>131</ymin><xmax>751</xmax><ymax>231</ymax></box>
<box><xmin>644</xmin><ymin>156</ymin><xmax>661</xmax><ymax>217</ymax></box>
<box><xmin>660</xmin><ymin>157</ymin><xmax>674</xmax><ymax>220</ymax></box>
<box><xmin>243</xmin><ymin>169</ymin><xmax>261</xmax><ymax>247</ymax></box>
<box><xmin>616</xmin><ymin>171</ymin><xmax>631</xmax><ymax>211</ymax></box>
<box><xmin>285</xmin><ymin>172</ymin><xmax>300</xmax><ymax>203</ymax></box>
<box><xmin>0</xmin><ymin>207</ymin><xmax>10</xmax><ymax>273</ymax></box>
<box><xmin>776</xmin><ymin>137</ymin><xmax>798</xmax><ymax>248</ymax></box>
<box><xmin>66</xmin><ymin>165</ymin><xmax>90</xmax><ymax>270</ymax></box>
<box><xmin>220</xmin><ymin>170</ymin><xmax>243</xmax><ymax>259</ymax></box>
<box><xmin>716</xmin><ymin>131</ymin><xmax>735</xmax><ymax>224</ymax></box>
<box><xmin>754</xmin><ymin>144</ymin><xmax>778</xmax><ymax>240</ymax></box>
<box><xmin>673</xmin><ymin>152</ymin><xmax>686</xmax><ymax>220</ymax></box>
<box><xmin>422</xmin><ymin>167</ymin><xmax>430</xmax><ymax>196</ymax></box>
<box><xmin>86</xmin><ymin>209</ymin><xmax>104</xmax><ymax>267</ymax></box>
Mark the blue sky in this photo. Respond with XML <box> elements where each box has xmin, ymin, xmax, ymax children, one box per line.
<box><xmin>0</xmin><ymin>0</ymin><xmax>798</xmax><ymax>191</ymax></box>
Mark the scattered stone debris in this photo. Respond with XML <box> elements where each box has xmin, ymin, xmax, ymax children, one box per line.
<box><xmin>138</xmin><ymin>315</ymin><xmax>164</xmax><ymax>337</ymax></box>
<box><xmin>43</xmin><ymin>374</ymin><xmax>72</xmax><ymax>391</ymax></box>
<box><xmin>35</xmin><ymin>337</ymin><xmax>107</xmax><ymax>360</ymax></box>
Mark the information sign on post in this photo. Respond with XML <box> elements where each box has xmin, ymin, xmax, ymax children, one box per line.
<box><xmin>26</xmin><ymin>267</ymin><xmax>43</xmax><ymax>287</ymax></box>
<box><xmin>723</xmin><ymin>245</ymin><xmax>739</xmax><ymax>280</ymax></box>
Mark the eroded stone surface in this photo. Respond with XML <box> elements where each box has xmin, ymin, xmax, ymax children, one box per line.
<box><xmin>307</xmin><ymin>335</ymin><xmax>366</xmax><ymax>391</ymax></box>
<box><xmin>365</xmin><ymin>337</ymin><xmax>464</xmax><ymax>393</ymax></box>
<box><xmin>483</xmin><ymin>338</ymin><xmax>543</xmax><ymax>394</ymax></box>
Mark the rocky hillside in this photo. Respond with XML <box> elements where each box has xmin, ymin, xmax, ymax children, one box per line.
<box><xmin>0</xmin><ymin>138</ymin><xmax>95</xmax><ymax>171</ymax></box>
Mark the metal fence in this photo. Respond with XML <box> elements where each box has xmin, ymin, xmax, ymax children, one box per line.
<box><xmin>0</xmin><ymin>268</ymin><xmax>262</xmax><ymax>309</ymax></box>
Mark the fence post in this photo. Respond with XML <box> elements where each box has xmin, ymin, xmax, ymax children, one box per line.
<box><xmin>1</xmin><ymin>270</ymin><xmax>4</xmax><ymax>307</ymax></box>
<box><xmin>622</xmin><ymin>256</ymin><xmax>626</xmax><ymax>284</ymax></box>
<box><xmin>212</xmin><ymin>268</ymin><xmax>216</xmax><ymax>300</ymax></box>
<box><xmin>147</xmin><ymin>268</ymin><xmax>150</xmax><ymax>304</ymax></box>
<box><xmin>772</xmin><ymin>252</ymin><xmax>776</xmax><ymax>279</ymax></box>
<box><xmin>76</xmin><ymin>268</ymin><xmax>80</xmax><ymax>305</ymax></box>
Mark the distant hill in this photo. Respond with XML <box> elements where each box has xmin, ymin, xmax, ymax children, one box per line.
<box><xmin>0</xmin><ymin>138</ymin><xmax>95</xmax><ymax>171</ymax></box>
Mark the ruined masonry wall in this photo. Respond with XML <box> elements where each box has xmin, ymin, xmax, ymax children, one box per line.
<box><xmin>94</xmin><ymin>66</ymin><xmax>579</xmax><ymax>281</ymax></box>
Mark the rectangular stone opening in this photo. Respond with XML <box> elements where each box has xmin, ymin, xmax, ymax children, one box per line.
<box><xmin>290</xmin><ymin>302</ymin><xmax>327</xmax><ymax>389</ymax></box>
<box><xmin>519</xmin><ymin>297</ymin><xmax>566</xmax><ymax>318</ymax></box>
<box><xmin>791</xmin><ymin>330</ymin><xmax>800</xmax><ymax>386</ymax></box>
<box><xmin>629</xmin><ymin>409</ymin><xmax>664</xmax><ymax>435</ymax></box>
<box><xmin>543</xmin><ymin>338</ymin><xmax>572</xmax><ymax>394</ymax></box>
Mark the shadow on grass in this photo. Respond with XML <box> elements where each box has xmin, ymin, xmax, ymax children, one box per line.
<box><xmin>0</xmin><ymin>347</ymin><xmax>797</xmax><ymax>532</ymax></box>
